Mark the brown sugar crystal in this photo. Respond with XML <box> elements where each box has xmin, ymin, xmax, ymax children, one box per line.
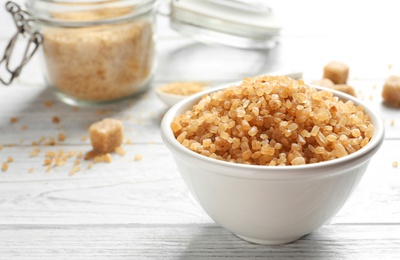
<box><xmin>310</xmin><ymin>78</ymin><xmax>335</xmax><ymax>88</ymax></box>
<box><xmin>52</xmin><ymin>116</ymin><xmax>60</xmax><ymax>124</ymax></box>
<box><xmin>89</xmin><ymin>118</ymin><xmax>124</xmax><ymax>153</ymax></box>
<box><xmin>134</xmin><ymin>154</ymin><xmax>143</xmax><ymax>161</ymax></box>
<box><xmin>58</xmin><ymin>133</ymin><xmax>66</xmax><ymax>142</ymax></box>
<box><xmin>159</xmin><ymin>82</ymin><xmax>208</xmax><ymax>96</ymax></box>
<box><xmin>330</xmin><ymin>84</ymin><xmax>357</xmax><ymax>97</ymax></box>
<box><xmin>323</xmin><ymin>61</ymin><xmax>349</xmax><ymax>84</ymax></box>
<box><xmin>10</xmin><ymin>117</ymin><xmax>19</xmax><ymax>124</ymax></box>
<box><xmin>382</xmin><ymin>75</ymin><xmax>400</xmax><ymax>107</ymax></box>
<box><xmin>2</xmin><ymin>162</ymin><xmax>8</xmax><ymax>172</ymax></box>
<box><xmin>171</xmin><ymin>76</ymin><xmax>374</xmax><ymax>166</ymax></box>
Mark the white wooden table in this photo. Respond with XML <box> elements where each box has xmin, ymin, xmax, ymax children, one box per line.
<box><xmin>1</xmin><ymin>1</ymin><xmax>400</xmax><ymax>259</ymax></box>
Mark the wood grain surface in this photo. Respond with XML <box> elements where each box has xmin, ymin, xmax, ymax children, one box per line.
<box><xmin>1</xmin><ymin>0</ymin><xmax>400</xmax><ymax>259</ymax></box>
<box><xmin>1</xmin><ymin>224</ymin><xmax>399</xmax><ymax>259</ymax></box>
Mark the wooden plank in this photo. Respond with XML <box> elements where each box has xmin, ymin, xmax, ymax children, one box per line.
<box><xmin>0</xmin><ymin>84</ymin><xmax>168</xmax><ymax>145</ymax></box>
<box><xmin>1</xmin><ymin>77</ymin><xmax>400</xmax><ymax>147</ymax></box>
<box><xmin>0</xmin><ymin>144</ymin><xmax>212</xmax><ymax>224</ymax></box>
<box><xmin>0</xmin><ymin>223</ymin><xmax>399</xmax><ymax>259</ymax></box>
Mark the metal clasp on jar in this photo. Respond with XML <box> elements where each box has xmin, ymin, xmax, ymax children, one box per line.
<box><xmin>0</xmin><ymin>1</ymin><xmax>43</xmax><ymax>85</ymax></box>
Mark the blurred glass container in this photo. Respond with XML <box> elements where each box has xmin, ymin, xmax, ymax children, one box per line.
<box><xmin>3</xmin><ymin>0</ymin><xmax>158</xmax><ymax>105</ymax></box>
<box><xmin>169</xmin><ymin>0</ymin><xmax>282</xmax><ymax>50</ymax></box>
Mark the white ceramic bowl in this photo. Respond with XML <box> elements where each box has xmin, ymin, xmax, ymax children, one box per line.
<box><xmin>161</xmin><ymin>84</ymin><xmax>385</xmax><ymax>245</ymax></box>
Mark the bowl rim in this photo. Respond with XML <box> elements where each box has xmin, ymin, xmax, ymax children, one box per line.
<box><xmin>161</xmin><ymin>80</ymin><xmax>385</xmax><ymax>177</ymax></box>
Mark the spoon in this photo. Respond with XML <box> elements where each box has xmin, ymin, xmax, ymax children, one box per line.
<box><xmin>156</xmin><ymin>70</ymin><xmax>303</xmax><ymax>107</ymax></box>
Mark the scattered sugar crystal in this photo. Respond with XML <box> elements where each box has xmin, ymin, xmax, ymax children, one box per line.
<box><xmin>323</xmin><ymin>61</ymin><xmax>349</xmax><ymax>84</ymax></box>
<box><xmin>382</xmin><ymin>75</ymin><xmax>400</xmax><ymax>107</ymax></box>
<box><xmin>89</xmin><ymin>118</ymin><xmax>123</xmax><ymax>153</ymax></box>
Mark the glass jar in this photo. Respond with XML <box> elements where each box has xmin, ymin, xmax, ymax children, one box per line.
<box><xmin>4</xmin><ymin>0</ymin><xmax>158</xmax><ymax>105</ymax></box>
<box><xmin>169</xmin><ymin>0</ymin><xmax>282</xmax><ymax>50</ymax></box>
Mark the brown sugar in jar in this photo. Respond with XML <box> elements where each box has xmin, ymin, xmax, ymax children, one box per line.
<box><xmin>26</xmin><ymin>0</ymin><xmax>158</xmax><ymax>105</ymax></box>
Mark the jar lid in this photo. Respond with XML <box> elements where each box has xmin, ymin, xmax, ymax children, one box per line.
<box><xmin>170</xmin><ymin>0</ymin><xmax>282</xmax><ymax>49</ymax></box>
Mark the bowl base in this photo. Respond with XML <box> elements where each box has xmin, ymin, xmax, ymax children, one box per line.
<box><xmin>235</xmin><ymin>234</ymin><xmax>302</xmax><ymax>245</ymax></box>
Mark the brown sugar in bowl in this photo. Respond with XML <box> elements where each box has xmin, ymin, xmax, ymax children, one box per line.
<box><xmin>161</xmin><ymin>75</ymin><xmax>384</xmax><ymax>245</ymax></box>
<box><xmin>170</xmin><ymin>76</ymin><xmax>374</xmax><ymax>166</ymax></box>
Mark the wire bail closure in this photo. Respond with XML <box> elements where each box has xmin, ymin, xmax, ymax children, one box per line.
<box><xmin>0</xmin><ymin>1</ymin><xmax>43</xmax><ymax>85</ymax></box>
